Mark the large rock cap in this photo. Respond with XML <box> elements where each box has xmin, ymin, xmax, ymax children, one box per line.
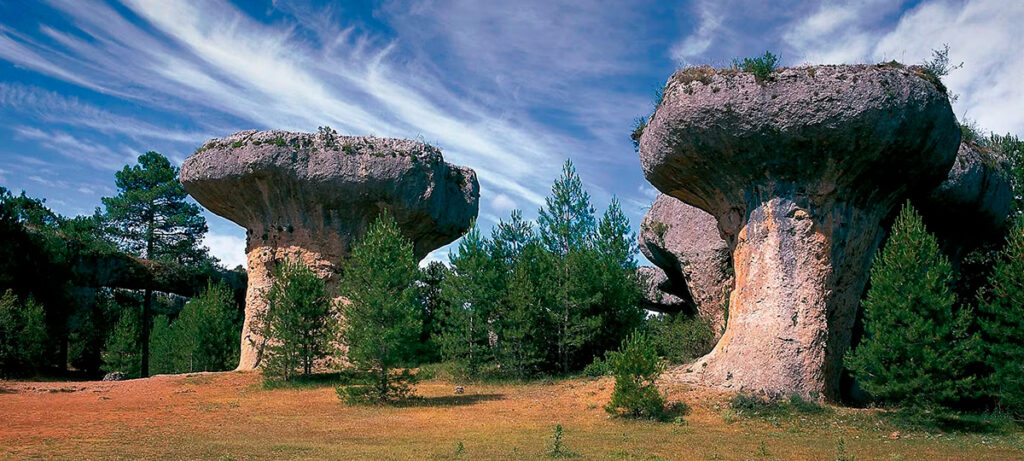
<box><xmin>180</xmin><ymin>129</ymin><xmax>479</xmax><ymax>259</ymax></box>
<box><xmin>640</xmin><ymin>64</ymin><xmax>959</xmax><ymax>235</ymax></box>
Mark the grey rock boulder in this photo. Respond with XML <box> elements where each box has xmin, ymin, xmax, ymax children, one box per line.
<box><xmin>638</xmin><ymin>194</ymin><xmax>732</xmax><ymax>332</ymax></box>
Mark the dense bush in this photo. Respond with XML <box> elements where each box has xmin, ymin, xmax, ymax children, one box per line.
<box><xmin>0</xmin><ymin>290</ymin><xmax>48</xmax><ymax>378</ymax></box>
<box><xmin>339</xmin><ymin>213</ymin><xmax>421</xmax><ymax>404</ymax></box>
<box><xmin>605</xmin><ymin>331</ymin><xmax>666</xmax><ymax>419</ymax></box>
<box><xmin>646</xmin><ymin>313</ymin><xmax>716</xmax><ymax>364</ymax></box>
<box><xmin>846</xmin><ymin>202</ymin><xmax>978</xmax><ymax>409</ymax></box>
<box><xmin>150</xmin><ymin>282</ymin><xmax>240</xmax><ymax>374</ymax></box>
<box><xmin>255</xmin><ymin>259</ymin><xmax>337</xmax><ymax>381</ymax></box>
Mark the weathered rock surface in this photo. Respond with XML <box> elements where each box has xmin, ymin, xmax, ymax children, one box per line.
<box><xmin>637</xmin><ymin>265</ymin><xmax>690</xmax><ymax>313</ymax></box>
<box><xmin>180</xmin><ymin>129</ymin><xmax>479</xmax><ymax>370</ymax></box>
<box><xmin>916</xmin><ymin>141</ymin><xmax>1014</xmax><ymax>253</ymax></box>
<box><xmin>640</xmin><ymin>64</ymin><xmax>959</xmax><ymax>400</ymax></box>
<box><xmin>638</xmin><ymin>194</ymin><xmax>732</xmax><ymax>332</ymax></box>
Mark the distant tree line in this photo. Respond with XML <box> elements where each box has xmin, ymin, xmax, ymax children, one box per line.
<box><xmin>0</xmin><ymin>151</ymin><xmax>244</xmax><ymax>379</ymax></box>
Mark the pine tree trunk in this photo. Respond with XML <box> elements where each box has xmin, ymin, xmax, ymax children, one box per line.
<box><xmin>141</xmin><ymin>287</ymin><xmax>152</xmax><ymax>377</ymax></box>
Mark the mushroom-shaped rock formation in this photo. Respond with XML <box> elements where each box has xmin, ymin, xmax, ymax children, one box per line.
<box><xmin>638</xmin><ymin>193</ymin><xmax>732</xmax><ymax>333</ymax></box>
<box><xmin>180</xmin><ymin>129</ymin><xmax>479</xmax><ymax>370</ymax></box>
<box><xmin>916</xmin><ymin>141</ymin><xmax>1014</xmax><ymax>256</ymax></box>
<box><xmin>640</xmin><ymin>64</ymin><xmax>960</xmax><ymax>399</ymax></box>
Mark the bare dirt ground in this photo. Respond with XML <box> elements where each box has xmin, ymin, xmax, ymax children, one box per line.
<box><xmin>1</xmin><ymin>372</ymin><xmax>1021</xmax><ymax>460</ymax></box>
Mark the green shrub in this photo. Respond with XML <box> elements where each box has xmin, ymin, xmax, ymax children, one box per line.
<box><xmin>0</xmin><ymin>290</ymin><xmax>47</xmax><ymax>378</ymax></box>
<box><xmin>735</xmin><ymin>51</ymin><xmax>780</xmax><ymax>83</ymax></box>
<box><xmin>255</xmin><ymin>259</ymin><xmax>338</xmax><ymax>381</ymax></box>
<box><xmin>646</xmin><ymin>313</ymin><xmax>715</xmax><ymax>364</ymax></box>
<box><xmin>150</xmin><ymin>282</ymin><xmax>240</xmax><ymax>374</ymax></box>
<box><xmin>582</xmin><ymin>355</ymin><xmax>610</xmax><ymax>377</ymax></box>
<box><xmin>631</xmin><ymin>117</ymin><xmax>647</xmax><ymax>152</ymax></box>
<box><xmin>845</xmin><ymin>202</ymin><xmax>978</xmax><ymax>409</ymax></box>
<box><xmin>605</xmin><ymin>331</ymin><xmax>667</xmax><ymax>419</ymax></box>
<box><xmin>546</xmin><ymin>424</ymin><xmax>579</xmax><ymax>458</ymax></box>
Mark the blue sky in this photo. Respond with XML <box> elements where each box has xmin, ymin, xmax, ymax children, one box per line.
<box><xmin>1</xmin><ymin>0</ymin><xmax>1022</xmax><ymax>268</ymax></box>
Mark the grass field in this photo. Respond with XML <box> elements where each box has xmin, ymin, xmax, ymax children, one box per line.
<box><xmin>1</xmin><ymin>371</ymin><xmax>1022</xmax><ymax>460</ymax></box>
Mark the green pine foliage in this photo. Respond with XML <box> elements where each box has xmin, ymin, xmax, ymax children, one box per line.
<box><xmin>339</xmin><ymin>213</ymin><xmax>422</xmax><ymax>404</ymax></box>
<box><xmin>439</xmin><ymin>226</ymin><xmax>498</xmax><ymax>377</ymax></box>
<box><xmin>978</xmin><ymin>216</ymin><xmax>1024</xmax><ymax>414</ymax></box>
<box><xmin>256</xmin><ymin>259</ymin><xmax>337</xmax><ymax>381</ymax></box>
<box><xmin>102</xmin><ymin>307</ymin><xmax>141</xmax><ymax>378</ymax></box>
<box><xmin>0</xmin><ymin>290</ymin><xmax>48</xmax><ymax>378</ymax></box>
<box><xmin>845</xmin><ymin>202</ymin><xmax>977</xmax><ymax>409</ymax></box>
<box><xmin>605</xmin><ymin>331</ymin><xmax>667</xmax><ymax>419</ymax></box>
<box><xmin>435</xmin><ymin>160</ymin><xmax>644</xmax><ymax>379</ymax></box>
<box><xmin>646</xmin><ymin>313</ymin><xmax>716</xmax><ymax>364</ymax></box>
<box><xmin>149</xmin><ymin>282</ymin><xmax>240</xmax><ymax>374</ymax></box>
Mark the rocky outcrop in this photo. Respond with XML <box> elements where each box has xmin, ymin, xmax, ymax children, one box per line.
<box><xmin>916</xmin><ymin>141</ymin><xmax>1014</xmax><ymax>256</ymax></box>
<box><xmin>638</xmin><ymin>265</ymin><xmax>690</xmax><ymax>313</ymax></box>
<box><xmin>180</xmin><ymin>129</ymin><xmax>479</xmax><ymax>370</ymax></box>
<box><xmin>640</xmin><ymin>64</ymin><xmax>959</xmax><ymax>400</ymax></box>
<box><xmin>638</xmin><ymin>194</ymin><xmax>732</xmax><ymax>332</ymax></box>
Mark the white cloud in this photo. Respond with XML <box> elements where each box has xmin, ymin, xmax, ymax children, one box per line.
<box><xmin>671</xmin><ymin>2</ymin><xmax>723</xmax><ymax>64</ymax></box>
<box><xmin>782</xmin><ymin>0</ymin><xmax>1024</xmax><ymax>136</ymax></box>
<box><xmin>203</xmin><ymin>232</ymin><xmax>247</xmax><ymax>269</ymax></box>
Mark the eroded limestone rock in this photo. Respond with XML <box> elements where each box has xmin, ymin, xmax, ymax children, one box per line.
<box><xmin>180</xmin><ymin>129</ymin><xmax>479</xmax><ymax>369</ymax></box>
<box><xmin>638</xmin><ymin>194</ymin><xmax>732</xmax><ymax>333</ymax></box>
<box><xmin>639</xmin><ymin>64</ymin><xmax>959</xmax><ymax>399</ymax></box>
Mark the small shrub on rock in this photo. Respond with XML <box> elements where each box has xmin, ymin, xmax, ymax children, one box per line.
<box><xmin>605</xmin><ymin>331</ymin><xmax>667</xmax><ymax>420</ymax></box>
<box><xmin>735</xmin><ymin>51</ymin><xmax>780</xmax><ymax>82</ymax></box>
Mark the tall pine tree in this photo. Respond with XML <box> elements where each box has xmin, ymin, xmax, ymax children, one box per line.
<box><xmin>340</xmin><ymin>213</ymin><xmax>421</xmax><ymax>403</ymax></box>
<box><xmin>845</xmin><ymin>202</ymin><xmax>977</xmax><ymax>409</ymax></box>
<box><xmin>102</xmin><ymin>151</ymin><xmax>208</xmax><ymax>377</ymax></box>
<box><xmin>979</xmin><ymin>215</ymin><xmax>1024</xmax><ymax>414</ymax></box>
<box><xmin>439</xmin><ymin>226</ymin><xmax>498</xmax><ymax>376</ymax></box>
<box><xmin>537</xmin><ymin>160</ymin><xmax>600</xmax><ymax>373</ymax></box>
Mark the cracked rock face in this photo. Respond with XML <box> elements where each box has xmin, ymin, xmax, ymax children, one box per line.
<box><xmin>640</xmin><ymin>64</ymin><xmax>959</xmax><ymax>399</ymax></box>
<box><xmin>638</xmin><ymin>194</ymin><xmax>732</xmax><ymax>333</ymax></box>
<box><xmin>180</xmin><ymin>129</ymin><xmax>479</xmax><ymax>369</ymax></box>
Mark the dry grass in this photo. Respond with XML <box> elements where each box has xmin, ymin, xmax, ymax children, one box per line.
<box><xmin>1</xmin><ymin>372</ymin><xmax>1021</xmax><ymax>460</ymax></box>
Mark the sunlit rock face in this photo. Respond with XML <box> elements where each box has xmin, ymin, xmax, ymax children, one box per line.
<box><xmin>639</xmin><ymin>64</ymin><xmax>959</xmax><ymax>400</ymax></box>
<box><xmin>181</xmin><ymin>129</ymin><xmax>479</xmax><ymax>370</ymax></box>
<box><xmin>638</xmin><ymin>194</ymin><xmax>732</xmax><ymax>335</ymax></box>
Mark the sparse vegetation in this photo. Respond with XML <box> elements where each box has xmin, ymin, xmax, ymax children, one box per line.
<box><xmin>735</xmin><ymin>51</ymin><xmax>780</xmax><ymax>83</ymax></box>
<box><xmin>630</xmin><ymin>116</ymin><xmax>646</xmax><ymax>152</ymax></box>
<box><xmin>646</xmin><ymin>313</ymin><xmax>716</xmax><ymax>365</ymax></box>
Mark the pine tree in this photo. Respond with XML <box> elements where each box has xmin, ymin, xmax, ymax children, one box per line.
<box><xmin>979</xmin><ymin>215</ymin><xmax>1024</xmax><ymax>414</ymax></box>
<box><xmin>257</xmin><ymin>259</ymin><xmax>337</xmax><ymax>380</ymax></box>
<box><xmin>537</xmin><ymin>160</ymin><xmax>600</xmax><ymax>373</ymax></box>
<box><xmin>845</xmin><ymin>202</ymin><xmax>976</xmax><ymax>409</ymax></box>
<box><xmin>537</xmin><ymin>160</ymin><xmax>596</xmax><ymax>256</ymax></box>
<box><xmin>415</xmin><ymin>261</ymin><xmax>449</xmax><ymax>364</ymax></box>
<box><xmin>439</xmin><ymin>226</ymin><xmax>497</xmax><ymax>377</ymax></box>
<box><xmin>592</xmin><ymin>197</ymin><xmax>645</xmax><ymax>354</ymax></box>
<box><xmin>496</xmin><ymin>242</ymin><xmax>553</xmax><ymax>378</ymax></box>
<box><xmin>102</xmin><ymin>151</ymin><xmax>208</xmax><ymax>377</ymax></box>
<box><xmin>605</xmin><ymin>331</ymin><xmax>666</xmax><ymax>419</ymax></box>
<box><xmin>339</xmin><ymin>213</ymin><xmax>421</xmax><ymax>403</ymax></box>
<box><xmin>150</xmin><ymin>282</ymin><xmax>239</xmax><ymax>374</ymax></box>
<box><xmin>102</xmin><ymin>307</ymin><xmax>141</xmax><ymax>378</ymax></box>
<box><xmin>0</xmin><ymin>290</ymin><xmax>48</xmax><ymax>378</ymax></box>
